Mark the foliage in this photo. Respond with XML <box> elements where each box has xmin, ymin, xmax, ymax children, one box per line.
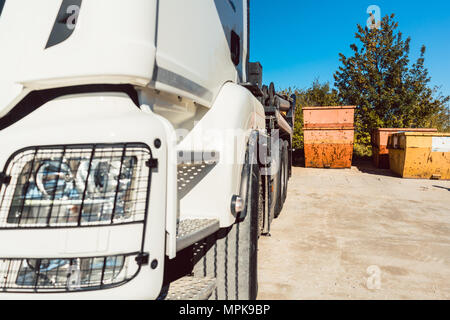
<box><xmin>283</xmin><ymin>80</ymin><xmax>340</xmax><ymax>150</ymax></box>
<box><xmin>334</xmin><ymin>14</ymin><xmax>450</xmax><ymax>145</ymax></box>
<box><xmin>353</xmin><ymin>143</ymin><xmax>373</xmax><ymax>158</ymax></box>
<box><xmin>281</xmin><ymin>13</ymin><xmax>449</xmax><ymax>160</ymax></box>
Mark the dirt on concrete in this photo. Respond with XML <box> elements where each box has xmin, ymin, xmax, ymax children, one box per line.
<box><xmin>257</xmin><ymin>162</ymin><xmax>450</xmax><ymax>300</ymax></box>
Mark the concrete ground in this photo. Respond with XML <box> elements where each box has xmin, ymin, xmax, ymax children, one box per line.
<box><xmin>257</xmin><ymin>162</ymin><xmax>450</xmax><ymax>300</ymax></box>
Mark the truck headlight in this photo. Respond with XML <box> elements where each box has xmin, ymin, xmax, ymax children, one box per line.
<box><xmin>0</xmin><ymin>144</ymin><xmax>152</xmax><ymax>228</ymax></box>
<box><xmin>0</xmin><ymin>254</ymin><xmax>140</xmax><ymax>292</ymax></box>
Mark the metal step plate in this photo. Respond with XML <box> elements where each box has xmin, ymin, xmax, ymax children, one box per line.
<box><xmin>177</xmin><ymin>151</ymin><xmax>219</xmax><ymax>199</ymax></box>
<box><xmin>164</xmin><ymin>276</ymin><xmax>216</xmax><ymax>300</ymax></box>
<box><xmin>177</xmin><ymin>162</ymin><xmax>217</xmax><ymax>199</ymax></box>
<box><xmin>177</xmin><ymin>219</ymin><xmax>220</xmax><ymax>252</ymax></box>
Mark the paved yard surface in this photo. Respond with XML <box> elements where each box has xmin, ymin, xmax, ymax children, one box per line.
<box><xmin>257</xmin><ymin>162</ymin><xmax>450</xmax><ymax>300</ymax></box>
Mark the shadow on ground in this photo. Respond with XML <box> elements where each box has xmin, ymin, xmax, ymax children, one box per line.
<box><xmin>293</xmin><ymin>151</ymin><xmax>399</xmax><ymax>179</ymax></box>
<box><xmin>292</xmin><ymin>149</ymin><xmax>305</xmax><ymax>167</ymax></box>
<box><xmin>433</xmin><ymin>185</ymin><xmax>450</xmax><ymax>191</ymax></box>
<box><xmin>352</xmin><ymin>158</ymin><xmax>399</xmax><ymax>178</ymax></box>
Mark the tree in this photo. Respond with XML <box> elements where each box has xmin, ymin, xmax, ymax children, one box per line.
<box><xmin>285</xmin><ymin>80</ymin><xmax>340</xmax><ymax>150</ymax></box>
<box><xmin>334</xmin><ymin>14</ymin><xmax>450</xmax><ymax>148</ymax></box>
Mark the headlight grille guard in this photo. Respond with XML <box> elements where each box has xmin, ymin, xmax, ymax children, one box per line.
<box><xmin>0</xmin><ymin>143</ymin><xmax>154</xmax><ymax>229</ymax></box>
<box><xmin>0</xmin><ymin>253</ymin><xmax>142</xmax><ymax>293</ymax></box>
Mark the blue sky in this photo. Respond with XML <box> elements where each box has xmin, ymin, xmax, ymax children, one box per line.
<box><xmin>250</xmin><ymin>0</ymin><xmax>450</xmax><ymax>98</ymax></box>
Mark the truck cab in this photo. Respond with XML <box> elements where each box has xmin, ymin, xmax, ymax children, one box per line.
<box><xmin>0</xmin><ymin>0</ymin><xmax>295</xmax><ymax>300</ymax></box>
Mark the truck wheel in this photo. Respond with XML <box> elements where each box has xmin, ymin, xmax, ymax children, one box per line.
<box><xmin>276</xmin><ymin>141</ymin><xmax>289</xmax><ymax>217</ymax></box>
<box><xmin>282</xmin><ymin>143</ymin><xmax>289</xmax><ymax>203</ymax></box>
<box><xmin>274</xmin><ymin>142</ymin><xmax>284</xmax><ymax>219</ymax></box>
<box><xmin>192</xmin><ymin>164</ymin><xmax>262</xmax><ymax>300</ymax></box>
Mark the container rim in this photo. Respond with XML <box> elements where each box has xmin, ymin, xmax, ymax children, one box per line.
<box><xmin>302</xmin><ymin>106</ymin><xmax>356</xmax><ymax>110</ymax></box>
<box><xmin>391</xmin><ymin>132</ymin><xmax>450</xmax><ymax>137</ymax></box>
<box><xmin>374</xmin><ymin>128</ymin><xmax>438</xmax><ymax>132</ymax></box>
<box><xmin>303</xmin><ymin>127</ymin><xmax>355</xmax><ymax>131</ymax></box>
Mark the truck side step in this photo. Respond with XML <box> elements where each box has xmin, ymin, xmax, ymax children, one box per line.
<box><xmin>177</xmin><ymin>161</ymin><xmax>218</xmax><ymax>199</ymax></box>
<box><xmin>177</xmin><ymin>218</ymin><xmax>220</xmax><ymax>252</ymax></box>
<box><xmin>164</xmin><ymin>276</ymin><xmax>217</xmax><ymax>300</ymax></box>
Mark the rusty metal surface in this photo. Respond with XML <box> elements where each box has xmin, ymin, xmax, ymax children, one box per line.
<box><xmin>372</xmin><ymin>145</ymin><xmax>390</xmax><ymax>169</ymax></box>
<box><xmin>388</xmin><ymin>132</ymin><xmax>450</xmax><ymax>180</ymax></box>
<box><xmin>304</xmin><ymin>128</ymin><xmax>354</xmax><ymax>144</ymax></box>
<box><xmin>304</xmin><ymin>123</ymin><xmax>354</xmax><ymax>130</ymax></box>
<box><xmin>303</xmin><ymin>106</ymin><xmax>356</xmax><ymax>169</ymax></box>
<box><xmin>303</xmin><ymin>106</ymin><xmax>355</xmax><ymax>128</ymax></box>
<box><xmin>304</xmin><ymin>143</ymin><xmax>353</xmax><ymax>169</ymax></box>
<box><xmin>371</xmin><ymin>128</ymin><xmax>438</xmax><ymax>169</ymax></box>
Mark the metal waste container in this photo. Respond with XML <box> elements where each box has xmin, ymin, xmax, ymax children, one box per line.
<box><xmin>371</xmin><ymin>128</ymin><xmax>437</xmax><ymax>169</ymax></box>
<box><xmin>303</xmin><ymin>106</ymin><xmax>355</xmax><ymax>168</ymax></box>
<box><xmin>388</xmin><ymin>132</ymin><xmax>450</xmax><ymax>179</ymax></box>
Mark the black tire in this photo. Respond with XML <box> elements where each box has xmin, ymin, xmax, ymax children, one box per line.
<box><xmin>274</xmin><ymin>142</ymin><xmax>284</xmax><ymax>218</ymax></box>
<box><xmin>276</xmin><ymin>141</ymin><xmax>289</xmax><ymax>217</ymax></box>
<box><xmin>192</xmin><ymin>164</ymin><xmax>262</xmax><ymax>300</ymax></box>
<box><xmin>282</xmin><ymin>143</ymin><xmax>289</xmax><ymax>203</ymax></box>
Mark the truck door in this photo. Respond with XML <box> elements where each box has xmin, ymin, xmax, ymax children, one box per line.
<box><xmin>214</xmin><ymin>0</ymin><xmax>248</xmax><ymax>82</ymax></box>
<box><xmin>155</xmin><ymin>0</ymin><xmax>247</xmax><ymax>107</ymax></box>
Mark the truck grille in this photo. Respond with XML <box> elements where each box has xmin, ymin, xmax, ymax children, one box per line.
<box><xmin>0</xmin><ymin>253</ymin><xmax>140</xmax><ymax>292</ymax></box>
<box><xmin>0</xmin><ymin>144</ymin><xmax>152</xmax><ymax>229</ymax></box>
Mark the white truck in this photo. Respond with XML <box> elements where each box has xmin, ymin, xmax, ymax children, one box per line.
<box><xmin>0</xmin><ymin>0</ymin><xmax>295</xmax><ymax>300</ymax></box>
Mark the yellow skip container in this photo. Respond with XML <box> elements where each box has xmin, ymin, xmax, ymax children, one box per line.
<box><xmin>388</xmin><ymin>132</ymin><xmax>450</xmax><ymax>180</ymax></box>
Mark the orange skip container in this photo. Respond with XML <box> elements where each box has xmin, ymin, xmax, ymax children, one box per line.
<box><xmin>371</xmin><ymin>128</ymin><xmax>438</xmax><ymax>169</ymax></box>
<box><xmin>303</xmin><ymin>106</ymin><xmax>356</xmax><ymax>168</ymax></box>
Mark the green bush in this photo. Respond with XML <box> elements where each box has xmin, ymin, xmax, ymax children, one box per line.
<box><xmin>281</xmin><ymin>14</ymin><xmax>450</xmax><ymax>163</ymax></box>
<box><xmin>334</xmin><ymin>14</ymin><xmax>450</xmax><ymax>145</ymax></box>
<box><xmin>353</xmin><ymin>143</ymin><xmax>373</xmax><ymax>158</ymax></box>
